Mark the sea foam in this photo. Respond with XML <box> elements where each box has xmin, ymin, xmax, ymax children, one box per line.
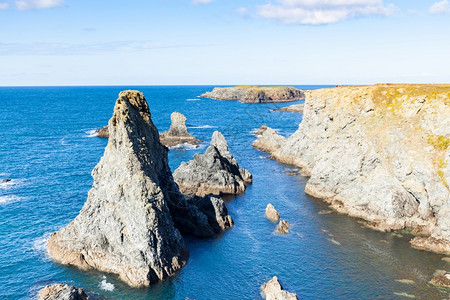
<box><xmin>100</xmin><ymin>276</ymin><xmax>115</xmax><ymax>291</ymax></box>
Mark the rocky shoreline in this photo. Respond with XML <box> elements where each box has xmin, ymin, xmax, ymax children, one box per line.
<box><xmin>254</xmin><ymin>84</ymin><xmax>450</xmax><ymax>254</ymax></box>
<box><xmin>201</xmin><ymin>85</ymin><xmax>305</xmax><ymax>103</ymax></box>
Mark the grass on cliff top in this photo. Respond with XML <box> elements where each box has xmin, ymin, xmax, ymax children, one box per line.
<box><xmin>372</xmin><ymin>84</ymin><xmax>450</xmax><ymax>104</ymax></box>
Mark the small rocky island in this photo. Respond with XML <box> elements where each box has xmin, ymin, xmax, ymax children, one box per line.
<box><xmin>159</xmin><ymin>112</ymin><xmax>203</xmax><ymax>147</ymax></box>
<box><xmin>261</xmin><ymin>276</ymin><xmax>298</xmax><ymax>300</ymax></box>
<box><xmin>94</xmin><ymin>111</ymin><xmax>202</xmax><ymax>148</ymax></box>
<box><xmin>38</xmin><ymin>284</ymin><xmax>88</xmax><ymax>300</ymax></box>
<box><xmin>254</xmin><ymin>84</ymin><xmax>450</xmax><ymax>254</ymax></box>
<box><xmin>173</xmin><ymin>131</ymin><xmax>252</xmax><ymax>196</ymax></box>
<box><xmin>201</xmin><ymin>85</ymin><xmax>305</xmax><ymax>103</ymax></box>
<box><xmin>48</xmin><ymin>91</ymin><xmax>232</xmax><ymax>287</ymax></box>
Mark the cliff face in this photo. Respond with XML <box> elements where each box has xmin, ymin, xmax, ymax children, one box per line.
<box><xmin>48</xmin><ymin>91</ymin><xmax>232</xmax><ymax>287</ymax></box>
<box><xmin>258</xmin><ymin>85</ymin><xmax>450</xmax><ymax>254</ymax></box>
<box><xmin>201</xmin><ymin>86</ymin><xmax>305</xmax><ymax>103</ymax></box>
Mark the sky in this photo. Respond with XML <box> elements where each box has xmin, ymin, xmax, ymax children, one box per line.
<box><xmin>0</xmin><ymin>0</ymin><xmax>449</xmax><ymax>86</ymax></box>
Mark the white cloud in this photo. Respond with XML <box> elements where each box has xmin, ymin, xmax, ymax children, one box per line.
<box><xmin>257</xmin><ymin>0</ymin><xmax>398</xmax><ymax>25</ymax></box>
<box><xmin>430</xmin><ymin>0</ymin><xmax>450</xmax><ymax>14</ymax></box>
<box><xmin>15</xmin><ymin>0</ymin><xmax>64</xmax><ymax>10</ymax></box>
<box><xmin>235</xmin><ymin>7</ymin><xmax>248</xmax><ymax>15</ymax></box>
<box><xmin>0</xmin><ymin>2</ymin><xmax>9</xmax><ymax>9</ymax></box>
<box><xmin>192</xmin><ymin>0</ymin><xmax>213</xmax><ymax>4</ymax></box>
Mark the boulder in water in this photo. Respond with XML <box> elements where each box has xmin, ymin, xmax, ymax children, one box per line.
<box><xmin>159</xmin><ymin>112</ymin><xmax>203</xmax><ymax>147</ymax></box>
<box><xmin>38</xmin><ymin>284</ymin><xmax>88</xmax><ymax>300</ymax></box>
<box><xmin>173</xmin><ymin>131</ymin><xmax>252</xmax><ymax>197</ymax></box>
<box><xmin>265</xmin><ymin>204</ymin><xmax>280</xmax><ymax>222</ymax></box>
<box><xmin>261</xmin><ymin>276</ymin><xmax>298</xmax><ymax>300</ymax></box>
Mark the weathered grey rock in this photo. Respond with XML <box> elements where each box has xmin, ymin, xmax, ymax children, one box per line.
<box><xmin>265</xmin><ymin>204</ymin><xmax>280</xmax><ymax>222</ymax></box>
<box><xmin>272</xmin><ymin>104</ymin><xmax>304</xmax><ymax>113</ymax></box>
<box><xmin>261</xmin><ymin>276</ymin><xmax>298</xmax><ymax>300</ymax></box>
<box><xmin>159</xmin><ymin>112</ymin><xmax>202</xmax><ymax>147</ymax></box>
<box><xmin>253</xmin><ymin>127</ymin><xmax>286</xmax><ymax>154</ymax></box>
<box><xmin>256</xmin><ymin>125</ymin><xmax>268</xmax><ymax>135</ymax></box>
<box><xmin>429</xmin><ymin>270</ymin><xmax>450</xmax><ymax>288</ymax></box>
<box><xmin>94</xmin><ymin>126</ymin><xmax>109</xmax><ymax>138</ymax></box>
<box><xmin>201</xmin><ymin>86</ymin><xmax>305</xmax><ymax>103</ymax></box>
<box><xmin>173</xmin><ymin>131</ymin><xmax>252</xmax><ymax>197</ymax></box>
<box><xmin>48</xmin><ymin>91</ymin><xmax>232</xmax><ymax>287</ymax></box>
<box><xmin>276</xmin><ymin>220</ymin><xmax>290</xmax><ymax>234</ymax></box>
<box><xmin>258</xmin><ymin>84</ymin><xmax>450</xmax><ymax>254</ymax></box>
<box><xmin>38</xmin><ymin>284</ymin><xmax>88</xmax><ymax>300</ymax></box>
<box><xmin>95</xmin><ymin>112</ymin><xmax>202</xmax><ymax>148</ymax></box>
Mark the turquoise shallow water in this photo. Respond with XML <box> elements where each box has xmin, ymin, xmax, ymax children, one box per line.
<box><xmin>0</xmin><ymin>86</ymin><xmax>449</xmax><ymax>299</ymax></box>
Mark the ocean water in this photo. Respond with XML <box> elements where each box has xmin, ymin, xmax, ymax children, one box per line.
<box><xmin>0</xmin><ymin>86</ymin><xmax>448</xmax><ymax>299</ymax></box>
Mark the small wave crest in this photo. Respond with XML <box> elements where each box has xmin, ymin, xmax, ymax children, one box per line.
<box><xmin>0</xmin><ymin>195</ymin><xmax>24</xmax><ymax>204</ymax></box>
<box><xmin>169</xmin><ymin>143</ymin><xmax>199</xmax><ymax>150</ymax></box>
<box><xmin>187</xmin><ymin>125</ymin><xmax>216</xmax><ymax>129</ymax></box>
<box><xmin>85</xmin><ymin>129</ymin><xmax>98</xmax><ymax>138</ymax></box>
<box><xmin>100</xmin><ymin>276</ymin><xmax>115</xmax><ymax>291</ymax></box>
<box><xmin>0</xmin><ymin>178</ymin><xmax>25</xmax><ymax>190</ymax></box>
<box><xmin>186</xmin><ymin>98</ymin><xmax>201</xmax><ymax>101</ymax></box>
<box><xmin>32</xmin><ymin>233</ymin><xmax>51</xmax><ymax>261</ymax></box>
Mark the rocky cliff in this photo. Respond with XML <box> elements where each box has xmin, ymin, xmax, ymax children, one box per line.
<box><xmin>48</xmin><ymin>91</ymin><xmax>232</xmax><ymax>287</ymax></box>
<box><xmin>255</xmin><ymin>84</ymin><xmax>450</xmax><ymax>254</ymax></box>
<box><xmin>159</xmin><ymin>112</ymin><xmax>202</xmax><ymax>147</ymax></box>
<box><xmin>173</xmin><ymin>131</ymin><xmax>252</xmax><ymax>196</ymax></box>
<box><xmin>201</xmin><ymin>86</ymin><xmax>305</xmax><ymax>103</ymax></box>
<box><xmin>95</xmin><ymin>112</ymin><xmax>202</xmax><ymax>148</ymax></box>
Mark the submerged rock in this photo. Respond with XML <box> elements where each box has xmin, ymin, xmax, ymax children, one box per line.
<box><xmin>258</xmin><ymin>84</ymin><xmax>450</xmax><ymax>254</ymax></box>
<box><xmin>265</xmin><ymin>204</ymin><xmax>280</xmax><ymax>222</ymax></box>
<box><xmin>201</xmin><ymin>86</ymin><xmax>305</xmax><ymax>103</ymax></box>
<box><xmin>429</xmin><ymin>270</ymin><xmax>450</xmax><ymax>288</ymax></box>
<box><xmin>261</xmin><ymin>276</ymin><xmax>298</xmax><ymax>300</ymax></box>
<box><xmin>276</xmin><ymin>220</ymin><xmax>290</xmax><ymax>234</ymax></box>
<box><xmin>272</xmin><ymin>104</ymin><xmax>304</xmax><ymax>113</ymax></box>
<box><xmin>159</xmin><ymin>112</ymin><xmax>202</xmax><ymax>147</ymax></box>
<box><xmin>253</xmin><ymin>126</ymin><xmax>286</xmax><ymax>154</ymax></box>
<box><xmin>47</xmin><ymin>91</ymin><xmax>232</xmax><ymax>287</ymax></box>
<box><xmin>38</xmin><ymin>284</ymin><xmax>88</xmax><ymax>300</ymax></box>
<box><xmin>173</xmin><ymin>131</ymin><xmax>252</xmax><ymax>197</ymax></box>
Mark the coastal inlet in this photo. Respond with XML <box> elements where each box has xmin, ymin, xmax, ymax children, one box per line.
<box><xmin>0</xmin><ymin>86</ymin><xmax>448</xmax><ymax>299</ymax></box>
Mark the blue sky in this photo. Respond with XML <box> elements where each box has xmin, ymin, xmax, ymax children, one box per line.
<box><xmin>0</xmin><ymin>0</ymin><xmax>449</xmax><ymax>85</ymax></box>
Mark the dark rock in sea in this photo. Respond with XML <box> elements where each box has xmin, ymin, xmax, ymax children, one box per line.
<box><xmin>159</xmin><ymin>112</ymin><xmax>203</xmax><ymax>147</ymax></box>
<box><xmin>265</xmin><ymin>204</ymin><xmax>280</xmax><ymax>222</ymax></box>
<box><xmin>38</xmin><ymin>284</ymin><xmax>88</xmax><ymax>300</ymax></box>
<box><xmin>201</xmin><ymin>86</ymin><xmax>305</xmax><ymax>103</ymax></box>
<box><xmin>429</xmin><ymin>270</ymin><xmax>450</xmax><ymax>288</ymax></box>
<box><xmin>2</xmin><ymin>178</ymin><xmax>11</xmax><ymax>183</ymax></box>
<box><xmin>94</xmin><ymin>126</ymin><xmax>109</xmax><ymax>138</ymax></box>
<box><xmin>261</xmin><ymin>276</ymin><xmax>298</xmax><ymax>300</ymax></box>
<box><xmin>173</xmin><ymin>131</ymin><xmax>252</xmax><ymax>197</ymax></box>
<box><xmin>276</xmin><ymin>220</ymin><xmax>290</xmax><ymax>234</ymax></box>
<box><xmin>47</xmin><ymin>90</ymin><xmax>232</xmax><ymax>287</ymax></box>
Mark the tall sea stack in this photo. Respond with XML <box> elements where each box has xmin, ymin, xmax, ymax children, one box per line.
<box><xmin>47</xmin><ymin>91</ymin><xmax>232</xmax><ymax>287</ymax></box>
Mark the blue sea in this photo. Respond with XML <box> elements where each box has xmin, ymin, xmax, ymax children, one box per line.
<box><xmin>0</xmin><ymin>86</ymin><xmax>448</xmax><ymax>299</ymax></box>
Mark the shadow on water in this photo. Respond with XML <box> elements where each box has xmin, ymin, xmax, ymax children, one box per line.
<box><xmin>0</xmin><ymin>86</ymin><xmax>448</xmax><ymax>299</ymax></box>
